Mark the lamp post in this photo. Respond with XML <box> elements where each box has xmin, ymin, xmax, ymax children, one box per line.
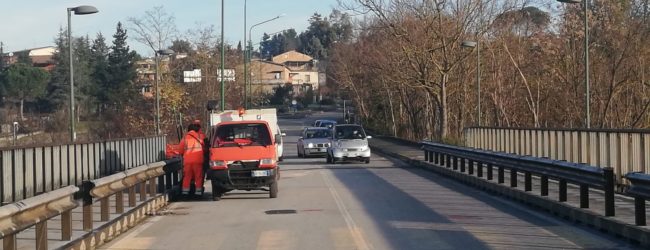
<box><xmin>243</xmin><ymin>0</ymin><xmax>248</xmax><ymax>109</ymax></box>
<box><xmin>558</xmin><ymin>0</ymin><xmax>590</xmax><ymax>128</ymax></box>
<box><xmin>247</xmin><ymin>14</ymin><xmax>285</xmax><ymax>108</ymax></box>
<box><xmin>155</xmin><ymin>49</ymin><xmax>175</xmax><ymax>135</ymax></box>
<box><xmin>461</xmin><ymin>40</ymin><xmax>481</xmax><ymax>126</ymax></box>
<box><xmin>220</xmin><ymin>0</ymin><xmax>225</xmax><ymax>111</ymax></box>
<box><xmin>67</xmin><ymin>5</ymin><xmax>98</xmax><ymax>142</ymax></box>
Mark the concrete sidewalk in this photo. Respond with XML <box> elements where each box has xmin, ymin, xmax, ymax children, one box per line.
<box><xmin>369</xmin><ymin>136</ymin><xmax>650</xmax><ymax>246</ymax></box>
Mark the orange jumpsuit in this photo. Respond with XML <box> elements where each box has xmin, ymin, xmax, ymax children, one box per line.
<box><xmin>179</xmin><ymin>130</ymin><xmax>205</xmax><ymax>194</ymax></box>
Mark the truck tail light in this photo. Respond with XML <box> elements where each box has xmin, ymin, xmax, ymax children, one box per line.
<box><xmin>210</xmin><ymin>160</ymin><xmax>227</xmax><ymax>170</ymax></box>
<box><xmin>259</xmin><ymin>158</ymin><xmax>276</xmax><ymax>169</ymax></box>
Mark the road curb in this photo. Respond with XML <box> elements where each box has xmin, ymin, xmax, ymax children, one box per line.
<box><xmin>370</xmin><ymin>145</ymin><xmax>650</xmax><ymax>247</ymax></box>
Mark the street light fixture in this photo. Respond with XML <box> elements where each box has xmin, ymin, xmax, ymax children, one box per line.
<box><xmin>461</xmin><ymin>40</ymin><xmax>481</xmax><ymax>126</ymax></box>
<box><xmin>557</xmin><ymin>0</ymin><xmax>590</xmax><ymax>128</ymax></box>
<box><xmin>155</xmin><ymin>49</ymin><xmax>175</xmax><ymax>135</ymax></box>
<box><xmin>246</xmin><ymin>14</ymin><xmax>285</xmax><ymax>108</ymax></box>
<box><xmin>67</xmin><ymin>5</ymin><xmax>98</xmax><ymax>142</ymax></box>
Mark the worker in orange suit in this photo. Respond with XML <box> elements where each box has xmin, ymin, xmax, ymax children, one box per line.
<box><xmin>179</xmin><ymin>123</ymin><xmax>205</xmax><ymax>196</ymax></box>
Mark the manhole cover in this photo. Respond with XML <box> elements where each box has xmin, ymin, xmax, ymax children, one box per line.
<box><xmin>265</xmin><ymin>209</ymin><xmax>297</xmax><ymax>215</ymax></box>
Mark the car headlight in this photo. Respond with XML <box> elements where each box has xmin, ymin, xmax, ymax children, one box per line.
<box><xmin>325</xmin><ymin>143</ymin><xmax>330</xmax><ymax>147</ymax></box>
<box><xmin>260</xmin><ymin>158</ymin><xmax>275</xmax><ymax>165</ymax></box>
<box><xmin>360</xmin><ymin>146</ymin><xmax>369</xmax><ymax>151</ymax></box>
<box><xmin>307</xmin><ymin>143</ymin><xmax>314</xmax><ymax>148</ymax></box>
<box><xmin>341</xmin><ymin>148</ymin><xmax>348</xmax><ymax>152</ymax></box>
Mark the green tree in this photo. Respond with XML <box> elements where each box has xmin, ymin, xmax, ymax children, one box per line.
<box><xmin>90</xmin><ymin>33</ymin><xmax>110</xmax><ymax>111</ymax></box>
<box><xmin>170</xmin><ymin>39</ymin><xmax>193</xmax><ymax>54</ymax></box>
<box><xmin>107</xmin><ymin>22</ymin><xmax>137</xmax><ymax>109</ymax></box>
<box><xmin>44</xmin><ymin>28</ymin><xmax>70</xmax><ymax>111</ymax></box>
<box><xmin>16</xmin><ymin>51</ymin><xmax>33</xmax><ymax>65</ymax></box>
<box><xmin>2</xmin><ymin>63</ymin><xmax>49</xmax><ymax>119</ymax></box>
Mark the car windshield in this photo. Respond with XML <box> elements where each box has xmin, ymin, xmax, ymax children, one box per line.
<box><xmin>304</xmin><ymin>129</ymin><xmax>332</xmax><ymax>139</ymax></box>
<box><xmin>211</xmin><ymin>123</ymin><xmax>271</xmax><ymax>147</ymax></box>
<box><xmin>335</xmin><ymin>126</ymin><xmax>366</xmax><ymax>140</ymax></box>
<box><xmin>320</xmin><ymin>121</ymin><xmax>336</xmax><ymax>128</ymax></box>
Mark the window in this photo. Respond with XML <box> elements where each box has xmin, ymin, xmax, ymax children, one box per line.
<box><xmin>305</xmin><ymin>74</ymin><xmax>311</xmax><ymax>83</ymax></box>
<box><xmin>335</xmin><ymin>126</ymin><xmax>367</xmax><ymax>140</ymax></box>
<box><xmin>304</xmin><ymin>129</ymin><xmax>332</xmax><ymax>139</ymax></box>
<box><xmin>211</xmin><ymin>123</ymin><xmax>271</xmax><ymax>147</ymax></box>
<box><xmin>274</xmin><ymin>73</ymin><xmax>281</xmax><ymax>79</ymax></box>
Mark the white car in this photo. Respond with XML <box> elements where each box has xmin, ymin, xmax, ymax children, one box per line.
<box><xmin>327</xmin><ymin>124</ymin><xmax>371</xmax><ymax>164</ymax></box>
<box><xmin>297</xmin><ymin>127</ymin><xmax>332</xmax><ymax>157</ymax></box>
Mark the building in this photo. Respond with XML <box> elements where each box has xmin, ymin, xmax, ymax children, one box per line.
<box><xmin>2</xmin><ymin>46</ymin><xmax>57</xmax><ymax>71</ymax></box>
<box><xmin>135</xmin><ymin>56</ymin><xmax>175</xmax><ymax>98</ymax></box>
<box><xmin>249</xmin><ymin>50</ymin><xmax>321</xmax><ymax>95</ymax></box>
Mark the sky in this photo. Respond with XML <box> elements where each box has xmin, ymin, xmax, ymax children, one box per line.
<box><xmin>0</xmin><ymin>0</ymin><xmax>342</xmax><ymax>56</ymax></box>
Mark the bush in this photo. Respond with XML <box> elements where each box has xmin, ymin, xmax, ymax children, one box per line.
<box><xmin>320</xmin><ymin>98</ymin><xmax>335</xmax><ymax>105</ymax></box>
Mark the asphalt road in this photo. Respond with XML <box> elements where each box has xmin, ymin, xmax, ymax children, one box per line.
<box><xmin>100</xmin><ymin>112</ymin><xmax>639</xmax><ymax>250</ymax></box>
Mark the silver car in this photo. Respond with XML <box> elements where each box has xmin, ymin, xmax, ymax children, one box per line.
<box><xmin>327</xmin><ymin>124</ymin><xmax>372</xmax><ymax>164</ymax></box>
<box><xmin>297</xmin><ymin>127</ymin><xmax>332</xmax><ymax>157</ymax></box>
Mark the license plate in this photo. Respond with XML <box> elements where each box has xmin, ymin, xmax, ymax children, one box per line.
<box><xmin>319</xmin><ymin>148</ymin><xmax>325</xmax><ymax>152</ymax></box>
<box><xmin>251</xmin><ymin>170</ymin><xmax>271</xmax><ymax>177</ymax></box>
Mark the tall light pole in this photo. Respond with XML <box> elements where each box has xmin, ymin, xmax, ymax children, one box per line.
<box><xmin>155</xmin><ymin>49</ymin><xmax>175</xmax><ymax>135</ymax></box>
<box><xmin>67</xmin><ymin>5</ymin><xmax>98</xmax><ymax>142</ymax></box>
<box><xmin>247</xmin><ymin>14</ymin><xmax>285</xmax><ymax>108</ymax></box>
<box><xmin>243</xmin><ymin>0</ymin><xmax>248</xmax><ymax>109</ymax></box>
<box><xmin>220</xmin><ymin>0</ymin><xmax>225</xmax><ymax>111</ymax></box>
<box><xmin>558</xmin><ymin>0</ymin><xmax>590</xmax><ymax>128</ymax></box>
<box><xmin>461</xmin><ymin>40</ymin><xmax>481</xmax><ymax>126</ymax></box>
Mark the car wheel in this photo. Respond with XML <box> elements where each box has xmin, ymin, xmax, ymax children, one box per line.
<box><xmin>326</xmin><ymin>154</ymin><xmax>332</xmax><ymax>164</ymax></box>
<box><xmin>365</xmin><ymin>158</ymin><xmax>370</xmax><ymax>164</ymax></box>
<box><xmin>269</xmin><ymin>181</ymin><xmax>279</xmax><ymax>198</ymax></box>
<box><xmin>211</xmin><ymin>180</ymin><xmax>223</xmax><ymax>201</ymax></box>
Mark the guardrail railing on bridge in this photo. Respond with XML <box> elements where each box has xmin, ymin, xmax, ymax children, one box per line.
<box><xmin>625</xmin><ymin>173</ymin><xmax>650</xmax><ymax>226</ymax></box>
<box><xmin>464</xmin><ymin>127</ymin><xmax>650</xmax><ymax>187</ymax></box>
<box><xmin>1</xmin><ymin>135</ymin><xmax>166</xmax><ymax>205</ymax></box>
<box><xmin>421</xmin><ymin>141</ymin><xmax>616</xmax><ymax>216</ymax></box>
<box><xmin>0</xmin><ymin>158</ymin><xmax>181</xmax><ymax>250</ymax></box>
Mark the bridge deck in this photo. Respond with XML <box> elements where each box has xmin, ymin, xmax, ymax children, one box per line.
<box><xmin>94</xmin><ymin>114</ymin><xmax>639</xmax><ymax>250</ymax></box>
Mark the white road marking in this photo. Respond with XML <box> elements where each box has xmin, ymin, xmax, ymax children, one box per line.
<box><xmin>321</xmin><ymin>171</ymin><xmax>371</xmax><ymax>250</ymax></box>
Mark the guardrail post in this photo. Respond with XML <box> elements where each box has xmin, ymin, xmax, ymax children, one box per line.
<box><xmin>487</xmin><ymin>163</ymin><xmax>493</xmax><ymax>180</ymax></box>
<box><xmin>510</xmin><ymin>169</ymin><xmax>518</xmax><ymax>187</ymax></box>
<box><xmin>173</xmin><ymin>170</ymin><xmax>180</xmax><ymax>185</ymax></box>
<box><xmin>559</xmin><ymin>180</ymin><xmax>567</xmax><ymax>202</ymax></box>
<box><xmin>603</xmin><ymin>167</ymin><xmax>615</xmax><ymax>216</ymax></box>
<box><xmin>541</xmin><ymin>176</ymin><xmax>549</xmax><ymax>196</ymax></box>
<box><xmin>634</xmin><ymin>197</ymin><xmax>646</xmax><ymax>226</ymax></box>
<box><xmin>149</xmin><ymin>178</ymin><xmax>157</xmax><ymax>197</ymax></box>
<box><xmin>140</xmin><ymin>182</ymin><xmax>147</xmax><ymax>201</ymax></box>
<box><xmin>444</xmin><ymin>155</ymin><xmax>449</xmax><ymax>168</ymax></box>
<box><xmin>116</xmin><ymin>191</ymin><xmax>124</xmax><ymax>213</ymax></box>
<box><xmin>468</xmin><ymin>160</ymin><xmax>474</xmax><ymax>175</ymax></box>
<box><xmin>424</xmin><ymin>150</ymin><xmax>429</xmax><ymax>162</ymax></box>
<box><xmin>498</xmin><ymin>166</ymin><xmax>504</xmax><ymax>184</ymax></box>
<box><xmin>61</xmin><ymin>210</ymin><xmax>72</xmax><ymax>240</ymax></box>
<box><xmin>129</xmin><ymin>186</ymin><xmax>136</xmax><ymax>207</ymax></box>
<box><xmin>579</xmin><ymin>184</ymin><xmax>589</xmax><ymax>208</ymax></box>
<box><xmin>477</xmin><ymin>162</ymin><xmax>483</xmax><ymax>178</ymax></box>
<box><xmin>100</xmin><ymin>197</ymin><xmax>110</xmax><ymax>221</ymax></box>
<box><xmin>158</xmin><ymin>175</ymin><xmax>165</xmax><ymax>193</ymax></box>
<box><xmin>434</xmin><ymin>152</ymin><xmax>439</xmax><ymax>165</ymax></box>
<box><xmin>35</xmin><ymin>221</ymin><xmax>47</xmax><ymax>250</ymax></box>
<box><xmin>3</xmin><ymin>234</ymin><xmax>16</xmax><ymax>250</ymax></box>
<box><xmin>428</xmin><ymin>152</ymin><xmax>433</xmax><ymax>163</ymax></box>
<box><xmin>525</xmin><ymin>172</ymin><xmax>532</xmax><ymax>191</ymax></box>
<box><xmin>440</xmin><ymin>153</ymin><xmax>446</xmax><ymax>166</ymax></box>
<box><xmin>82</xmin><ymin>181</ymin><xmax>94</xmax><ymax>231</ymax></box>
<box><xmin>453</xmin><ymin>156</ymin><xmax>458</xmax><ymax>170</ymax></box>
<box><xmin>460</xmin><ymin>158</ymin><xmax>466</xmax><ymax>173</ymax></box>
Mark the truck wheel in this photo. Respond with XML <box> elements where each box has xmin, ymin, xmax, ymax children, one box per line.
<box><xmin>279</xmin><ymin>156</ymin><xmax>284</xmax><ymax>162</ymax></box>
<box><xmin>269</xmin><ymin>182</ymin><xmax>278</xmax><ymax>198</ymax></box>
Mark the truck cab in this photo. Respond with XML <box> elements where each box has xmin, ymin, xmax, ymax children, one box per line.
<box><xmin>206</xmin><ymin>109</ymin><xmax>282</xmax><ymax>200</ymax></box>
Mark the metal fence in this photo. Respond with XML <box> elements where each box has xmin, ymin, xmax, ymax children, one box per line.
<box><xmin>0</xmin><ymin>136</ymin><xmax>166</xmax><ymax>205</ymax></box>
<box><xmin>464</xmin><ymin>127</ymin><xmax>650</xmax><ymax>186</ymax></box>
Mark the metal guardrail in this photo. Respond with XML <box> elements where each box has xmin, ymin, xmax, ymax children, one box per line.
<box><xmin>625</xmin><ymin>172</ymin><xmax>650</xmax><ymax>226</ymax></box>
<box><xmin>0</xmin><ymin>158</ymin><xmax>181</xmax><ymax>250</ymax></box>
<box><xmin>0</xmin><ymin>186</ymin><xmax>79</xmax><ymax>250</ymax></box>
<box><xmin>1</xmin><ymin>135</ymin><xmax>166</xmax><ymax>205</ymax></box>
<box><xmin>421</xmin><ymin>141</ymin><xmax>616</xmax><ymax>216</ymax></box>
<box><xmin>80</xmin><ymin>158</ymin><xmax>181</xmax><ymax>231</ymax></box>
<box><xmin>464</xmin><ymin>127</ymin><xmax>650</xmax><ymax>187</ymax></box>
